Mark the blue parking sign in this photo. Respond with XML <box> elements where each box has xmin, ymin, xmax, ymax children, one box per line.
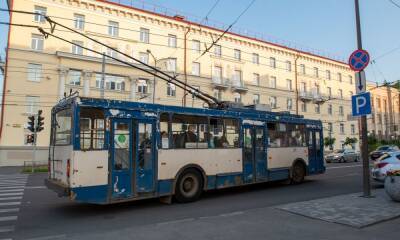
<box><xmin>352</xmin><ymin>92</ymin><xmax>371</xmax><ymax>117</ymax></box>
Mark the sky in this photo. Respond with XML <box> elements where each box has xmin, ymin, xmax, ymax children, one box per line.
<box><xmin>1</xmin><ymin>0</ymin><xmax>399</xmax><ymax>86</ymax></box>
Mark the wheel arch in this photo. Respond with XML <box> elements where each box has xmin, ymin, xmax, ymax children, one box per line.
<box><xmin>290</xmin><ymin>158</ymin><xmax>308</xmax><ymax>177</ymax></box>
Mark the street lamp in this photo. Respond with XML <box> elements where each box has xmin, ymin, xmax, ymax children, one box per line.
<box><xmin>146</xmin><ymin>49</ymin><xmax>157</xmax><ymax>104</ymax></box>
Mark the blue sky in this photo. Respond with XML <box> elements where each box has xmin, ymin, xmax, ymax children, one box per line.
<box><xmin>1</xmin><ymin>0</ymin><xmax>399</xmax><ymax>85</ymax></box>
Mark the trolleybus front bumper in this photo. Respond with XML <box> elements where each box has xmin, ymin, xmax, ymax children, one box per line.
<box><xmin>44</xmin><ymin>178</ymin><xmax>70</xmax><ymax>197</ymax></box>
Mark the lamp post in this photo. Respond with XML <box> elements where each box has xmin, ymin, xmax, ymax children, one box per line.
<box><xmin>147</xmin><ymin>49</ymin><xmax>157</xmax><ymax>104</ymax></box>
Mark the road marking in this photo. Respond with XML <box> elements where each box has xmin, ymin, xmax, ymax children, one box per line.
<box><xmin>0</xmin><ymin>186</ymin><xmax>27</xmax><ymax>189</ymax></box>
<box><xmin>0</xmin><ymin>189</ymin><xmax>24</xmax><ymax>193</ymax></box>
<box><xmin>326</xmin><ymin>164</ymin><xmax>363</xmax><ymax>169</ymax></box>
<box><xmin>0</xmin><ymin>226</ymin><xmax>15</xmax><ymax>233</ymax></box>
<box><xmin>0</xmin><ymin>202</ymin><xmax>21</xmax><ymax>206</ymax></box>
<box><xmin>0</xmin><ymin>216</ymin><xmax>17</xmax><ymax>222</ymax></box>
<box><xmin>0</xmin><ymin>192</ymin><xmax>23</xmax><ymax>197</ymax></box>
<box><xmin>156</xmin><ymin>218</ymin><xmax>195</xmax><ymax>226</ymax></box>
<box><xmin>24</xmin><ymin>186</ymin><xmax>46</xmax><ymax>189</ymax></box>
<box><xmin>219</xmin><ymin>211</ymin><xmax>244</xmax><ymax>217</ymax></box>
<box><xmin>25</xmin><ymin>234</ymin><xmax>67</xmax><ymax>240</ymax></box>
<box><xmin>0</xmin><ymin>197</ymin><xmax>22</xmax><ymax>201</ymax></box>
<box><xmin>0</xmin><ymin>208</ymin><xmax>19</xmax><ymax>213</ymax></box>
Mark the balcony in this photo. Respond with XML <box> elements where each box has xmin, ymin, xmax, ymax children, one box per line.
<box><xmin>312</xmin><ymin>93</ymin><xmax>329</xmax><ymax>104</ymax></box>
<box><xmin>299</xmin><ymin>91</ymin><xmax>313</xmax><ymax>101</ymax></box>
<box><xmin>211</xmin><ymin>78</ymin><xmax>229</xmax><ymax>89</ymax></box>
<box><xmin>231</xmin><ymin>81</ymin><xmax>248</xmax><ymax>92</ymax></box>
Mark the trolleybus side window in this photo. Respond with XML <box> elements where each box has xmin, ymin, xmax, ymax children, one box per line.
<box><xmin>268</xmin><ymin>123</ymin><xmax>306</xmax><ymax>147</ymax></box>
<box><xmin>55</xmin><ymin>109</ymin><xmax>72</xmax><ymax>145</ymax></box>
<box><xmin>160</xmin><ymin>113</ymin><xmax>170</xmax><ymax>149</ymax></box>
<box><xmin>79</xmin><ymin>108</ymin><xmax>105</xmax><ymax>150</ymax></box>
<box><xmin>209</xmin><ymin>118</ymin><xmax>239</xmax><ymax>148</ymax></box>
<box><xmin>171</xmin><ymin>114</ymin><xmax>208</xmax><ymax>149</ymax></box>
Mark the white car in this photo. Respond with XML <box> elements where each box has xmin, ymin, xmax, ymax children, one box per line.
<box><xmin>371</xmin><ymin>151</ymin><xmax>400</xmax><ymax>182</ymax></box>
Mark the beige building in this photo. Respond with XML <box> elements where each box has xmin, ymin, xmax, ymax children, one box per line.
<box><xmin>367</xmin><ymin>82</ymin><xmax>400</xmax><ymax>141</ymax></box>
<box><xmin>1</xmin><ymin>0</ymin><xmax>359</xmax><ymax>165</ymax></box>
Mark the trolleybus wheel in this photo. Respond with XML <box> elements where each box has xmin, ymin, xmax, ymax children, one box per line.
<box><xmin>291</xmin><ymin>162</ymin><xmax>305</xmax><ymax>184</ymax></box>
<box><xmin>175</xmin><ymin>169</ymin><xmax>203</xmax><ymax>203</ymax></box>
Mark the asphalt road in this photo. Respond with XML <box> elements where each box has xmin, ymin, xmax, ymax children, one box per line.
<box><xmin>1</xmin><ymin>162</ymin><xmax>398</xmax><ymax>240</ymax></box>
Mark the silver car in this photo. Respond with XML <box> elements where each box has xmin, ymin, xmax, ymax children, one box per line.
<box><xmin>325</xmin><ymin>149</ymin><xmax>360</xmax><ymax>163</ymax></box>
<box><xmin>371</xmin><ymin>151</ymin><xmax>400</xmax><ymax>182</ymax></box>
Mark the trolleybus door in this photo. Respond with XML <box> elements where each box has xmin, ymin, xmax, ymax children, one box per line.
<box><xmin>135</xmin><ymin>120</ymin><xmax>156</xmax><ymax>193</ymax></box>
<box><xmin>307</xmin><ymin>129</ymin><xmax>323</xmax><ymax>173</ymax></box>
<box><xmin>110</xmin><ymin>118</ymin><xmax>133</xmax><ymax>199</ymax></box>
<box><xmin>243</xmin><ymin>124</ymin><xmax>267</xmax><ymax>183</ymax></box>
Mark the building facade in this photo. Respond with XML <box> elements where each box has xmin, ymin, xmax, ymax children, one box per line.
<box><xmin>367</xmin><ymin>82</ymin><xmax>400</xmax><ymax>141</ymax></box>
<box><xmin>1</xmin><ymin>0</ymin><xmax>359</xmax><ymax>165</ymax></box>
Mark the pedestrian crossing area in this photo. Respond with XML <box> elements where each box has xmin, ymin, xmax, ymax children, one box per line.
<box><xmin>0</xmin><ymin>174</ymin><xmax>28</xmax><ymax>240</ymax></box>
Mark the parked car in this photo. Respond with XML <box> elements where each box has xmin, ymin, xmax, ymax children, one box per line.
<box><xmin>325</xmin><ymin>149</ymin><xmax>360</xmax><ymax>163</ymax></box>
<box><xmin>369</xmin><ymin>145</ymin><xmax>400</xmax><ymax>161</ymax></box>
<box><xmin>371</xmin><ymin>151</ymin><xmax>400</xmax><ymax>182</ymax></box>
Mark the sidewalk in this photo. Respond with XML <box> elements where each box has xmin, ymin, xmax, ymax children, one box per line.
<box><xmin>275</xmin><ymin>188</ymin><xmax>400</xmax><ymax>228</ymax></box>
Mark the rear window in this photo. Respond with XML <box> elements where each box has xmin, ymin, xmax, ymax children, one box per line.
<box><xmin>54</xmin><ymin>109</ymin><xmax>72</xmax><ymax>145</ymax></box>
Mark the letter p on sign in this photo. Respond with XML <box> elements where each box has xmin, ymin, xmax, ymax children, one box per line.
<box><xmin>352</xmin><ymin>92</ymin><xmax>371</xmax><ymax>117</ymax></box>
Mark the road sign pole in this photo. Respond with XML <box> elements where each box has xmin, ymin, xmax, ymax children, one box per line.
<box><xmin>354</xmin><ymin>0</ymin><xmax>371</xmax><ymax>197</ymax></box>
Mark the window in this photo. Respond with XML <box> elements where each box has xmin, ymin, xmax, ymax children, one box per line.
<box><xmin>328</xmin><ymin>104</ymin><xmax>332</xmax><ymax>115</ymax></box>
<box><xmin>160</xmin><ymin>113</ymin><xmax>170</xmax><ymax>149</ymax></box>
<box><xmin>79</xmin><ymin>108</ymin><xmax>105</xmax><ymax>150</ymax></box>
<box><xmin>26</xmin><ymin>96</ymin><xmax>39</xmax><ymax>114</ymax></box>
<box><xmin>27</xmin><ymin>63</ymin><xmax>42</xmax><ymax>82</ymax></box>
<box><xmin>210</xmin><ymin>118</ymin><xmax>239</xmax><ymax>148</ymax></box>
<box><xmin>95</xmin><ymin>74</ymin><xmax>125</xmax><ymax>91</ymax></box>
<box><xmin>31</xmin><ymin>34</ymin><xmax>44</xmax><ymax>51</ymax></box>
<box><xmin>286</xmin><ymin>79</ymin><xmax>292</xmax><ymax>91</ymax></box>
<box><xmin>192</xmin><ymin>40</ymin><xmax>200</xmax><ymax>52</ymax></box>
<box><xmin>328</xmin><ymin>123</ymin><xmax>333</xmax><ymax>133</ymax></box>
<box><xmin>108</xmin><ymin>21</ymin><xmax>119</xmax><ymax>37</ymax></box>
<box><xmin>327</xmin><ymin>87</ymin><xmax>332</xmax><ymax>97</ymax></box>
<box><xmin>338</xmin><ymin>89</ymin><xmax>343</xmax><ymax>99</ymax></box>
<box><xmin>351</xmin><ymin>124</ymin><xmax>355</xmax><ymax>135</ymax></box>
<box><xmin>72</xmin><ymin>41</ymin><xmax>83</xmax><ymax>55</ymax></box>
<box><xmin>301</xmin><ymin>102</ymin><xmax>307</xmax><ymax>112</ymax></box>
<box><xmin>34</xmin><ymin>6</ymin><xmax>46</xmax><ymax>23</ymax></box>
<box><xmin>314</xmin><ymin>67</ymin><xmax>319</xmax><ymax>78</ymax></box>
<box><xmin>253</xmin><ymin>73</ymin><xmax>260</xmax><ymax>86</ymax></box>
<box><xmin>74</xmin><ymin>14</ymin><xmax>85</xmax><ymax>30</ymax></box>
<box><xmin>167</xmin><ymin>58</ymin><xmax>177</xmax><ymax>72</ymax></box>
<box><xmin>269</xmin><ymin>96</ymin><xmax>277</xmax><ymax>108</ymax></box>
<box><xmin>315</xmin><ymin>104</ymin><xmax>320</xmax><ymax>113</ymax></box>
<box><xmin>213</xmin><ymin>66</ymin><xmax>222</xmax><ymax>83</ymax></box>
<box><xmin>139</xmin><ymin>52</ymin><xmax>149</xmax><ymax>64</ymax></box>
<box><xmin>137</xmin><ymin>79</ymin><xmax>148</xmax><ymax>94</ymax></box>
<box><xmin>339</xmin><ymin>106</ymin><xmax>344</xmax><ymax>116</ymax></box>
<box><xmin>168</xmin><ymin>34</ymin><xmax>177</xmax><ymax>48</ymax></box>
<box><xmin>270</xmin><ymin>57</ymin><xmax>276</xmax><ymax>68</ymax></box>
<box><xmin>214</xmin><ymin>89</ymin><xmax>222</xmax><ymax>100</ymax></box>
<box><xmin>167</xmin><ymin>83</ymin><xmax>176</xmax><ymax>97</ymax></box>
<box><xmin>106</xmin><ymin>47</ymin><xmax>118</xmax><ymax>59</ymax></box>
<box><xmin>252</xmin><ymin>53</ymin><xmax>259</xmax><ymax>64</ymax></box>
<box><xmin>232</xmin><ymin>70</ymin><xmax>242</xmax><ymax>87</ymax></box>
<box><xmin>192</xmin><ymin>62</ymin><xmax>200</xmax><ymax>76</ymax></box>
<box><xmin>268</xmin><ymin>123</ymin><xmax>306</xmax><ymax>148</ymax></box>
<box><xmin>349</xmin><ymin>75</ymin><xmax>353</xmax><ymax>84</ymax></box>
<box><xmin>337</xmin><ymin>73</ymin><xmax>342</xmax><ymax>82</ymax></box>
<box><xmin>340</xmin><ymin>123</ymin><xmax>345</xmax><ymax>134</ymax></box>
<box><xmin>269</xmin><ymin>76</ymin><xmax>277</xmax><ymax>88</ymax></box>
<box><xmin>214</xmin><ymin>45</ymin><xmax>221</xmax><ymax>57</ymax></box>
<box><xmin>300</xmin><ymin>64</ymin><xmax>306</xmax><ymax>74</ymax></box>
<box><xmin>234</xmin><ymin>49</ymin><xmax>241</xmax><ymax>60</ymax></box>
<box><xmin>326</xmin><ymin>70</ymin><xmax>331</xmax><ymax>80</ymax></box>
<box><xmin>54</xmin><ymin>109</ymin><xmax>72</xmax><ymax>145</ymax></box>
<box><xmin>286</xmin><ymin>61</ymin><xmax>292</xmax><ymax>72</ymax></box>
<box><xmin>300</xmin><ymin>82</ymin><xmax>306</xmax><ymax>92</ymax></box>
<box><xmin>68</xmin><ymin>70</ymin><xmax>81</xmax><ymax>85</ymax></box>
<box><xmin>287</xmin><ymin>98</ymin><xmax>293</xmax><ymax>110</ymax></box>
<box><xmin>140</xmin><ymin>28</ymin><xmax>149</xmax><ymax>43</ymax></box>
<box><xmin>233</xmin><ymin>92</ymin><xmax>241</xmax><ymax>103</ymax></box>
<box><xmin>253</xmin><ymin>94</ymin><xmax>260</xmax><ymax>104</ymax></box>
<box><xmin>171</xmin><ymin>115</ymin><xmax>208</xmax><ymax>149</ymax></box>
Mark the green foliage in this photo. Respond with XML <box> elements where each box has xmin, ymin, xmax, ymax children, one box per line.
<box><xmin>344</xmin><ymin>137</ymin><xmax>358</xmax><ymax>146</ymax></box>
<box><xmin>323</xmin><ymin>137</ymin><xmax>335</xmax><ymax>148</ymax></box>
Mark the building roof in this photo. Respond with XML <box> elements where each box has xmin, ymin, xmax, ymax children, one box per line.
<box><xmin>96</xmin><ymin>0</ymin><xmax>348</xmax><ymax>66</ymax></box>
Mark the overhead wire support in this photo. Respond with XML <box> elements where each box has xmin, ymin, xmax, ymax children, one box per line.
<box><xmin>195</xmin><ymin>0</ymin><xmax>256</xmax><ymax>61</ymax></box>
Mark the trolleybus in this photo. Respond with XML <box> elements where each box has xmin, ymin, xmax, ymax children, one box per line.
<box><xmin>45</xmin><ymin>95</ymin><xmax>325</xmax><ymax>204</ymax></box>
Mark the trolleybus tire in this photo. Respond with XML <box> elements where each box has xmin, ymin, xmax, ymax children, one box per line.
<box><xmin>175</xmin><ymin>168</ymin><xmax>203</xmax><ymax>203</ymax></box>
<box><xmin>291</xmin><ymin>162</ymin><xmax>306</xmax><ymax>184</ymax></box>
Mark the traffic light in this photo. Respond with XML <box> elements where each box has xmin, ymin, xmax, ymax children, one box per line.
<box><xmin>27</xmin><ymin>115</ymin><xmax>35</xmax><ymax>133</ymax></box>
<box><xmin>26</xmin><ymin>134</ymin><xmax>34</xmax><ymax>144</ymax></box>
<box><xmin>36</xmin><ymin>110</ymin><xmax>44</xmax><ymax>132</ymax></box>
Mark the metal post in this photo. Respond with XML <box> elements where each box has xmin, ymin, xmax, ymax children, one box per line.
<box><xmin>152</xmin><ymin>61</ymin><xmax>157</xmax><ymax>104</ymax></box>
<box><xmin>354</xmin><ymin>0</ymin><xmax>371</xmax><ymax>197</ymax></box>
<box><xmin>32</xmin><ymin>114</ymin><xmax>38</xmax><ymax>173</ymax></box>
<box><xmin>100</xmin><ymin>52</ymin><xmax>106</xmax><ymax>99</ymax></box>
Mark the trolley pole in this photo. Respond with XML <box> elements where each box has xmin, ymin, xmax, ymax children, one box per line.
<box><xmin>354</xmin><ymin>0</ymin><xmax>371</xmax><ymax>197</ymax></box>
<box><xmin>100</xmin><ymin>52</ymin><xmax>106</xmax><ymax>99</ymax></box>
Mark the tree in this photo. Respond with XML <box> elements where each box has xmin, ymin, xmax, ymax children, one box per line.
<box><xmin>344</xmin><ymin>137</ymin><xmax>358</xmax><ymax>146</ymax></box>
<box><xmin>324</xmin><ymin>137</ymin><xmax>336</xmax><ymax>150</ymax></box>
